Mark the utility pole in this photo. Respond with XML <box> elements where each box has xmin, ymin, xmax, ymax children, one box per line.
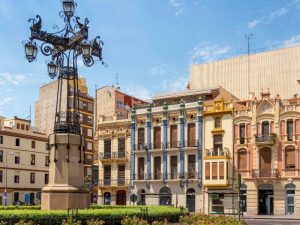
<box><xmin>245</xmin><ymin>33</ymin><xmax>253</xmax><ymax>98</ymax></box>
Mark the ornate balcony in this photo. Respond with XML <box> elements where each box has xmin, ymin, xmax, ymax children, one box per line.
<box><xmin>99</xmin><ymin>151</ymin><xmax>129</xmax><ymax>161</ymax></box>
<box><xmin>252</xmin><ymin>169</ymin><xmax>279</xmax><ymax>178</ymax></box>
<box><xmin>205</xmin><ymin>148</ymin><xmax>230</xmax><ymax>158</ymax></box>
<box><xmin>184</xmin><ymin>140</ymin><xmax>198</xmax><ymax>148</ymax></box>
<box><xmin>255</xmin><ymin>134</ymin><xmax>276</xmax><ymax>145</ymax></box>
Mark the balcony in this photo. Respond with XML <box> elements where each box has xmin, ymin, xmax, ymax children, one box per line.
<box><xmin>255</xmin><ymin>134</ymin><xmax>276</xmax><ymax>145</ymax></box>
<box><xmin>168</xmin><ymin>141</ymin><xmax>180</xmax><ymax>149</ymax></box>
<box><xmin>152</xmin><ymin>142</ymin><xmax>162</xmax><ymax>150</ymax></box>
<box><xmin>99</xmin><ymin>151</ymin><xmax>129</xmax><ymax>161</ymax></box>
<box><xmin>184</xmin><ymin>140</ymin><xmax>198</xmax><ymax>148</ymax></box>
<box><xmin>135</xmin><ymin>144</ymin><xmax>147</xmax><ymax>151</ymax></box>
<box><xmin>205</xmin><ymin>148</ymin><xmax>230</xmax><ymax>158</ymax></box>
<box><xmin>98</xmin><ymin>178</ymin><xmax>129</xmax><ymax>187</ymax></box>
<box><xmin>252</xmin><ymin>169</ymin><xmax>279</xmax><ymax>178</ymax></box>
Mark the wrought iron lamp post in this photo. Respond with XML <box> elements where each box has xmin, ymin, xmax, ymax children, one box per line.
<box><xmin>24</xmin><ymin>0</ymin><xmax>104</xmax><ymax>135</ymax></box>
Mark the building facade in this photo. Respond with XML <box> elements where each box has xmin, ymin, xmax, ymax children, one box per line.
<box><xmin>202</xmin><ymin>99</ymin><xmax>236</xmax><ymax>214</ymax></box>
<box><xmin>129</xmin><ymin>87</ymin><xmax>235</xmax><ymax>212</ymax></box>
<box><xmin>94</xmin><ymin>87</ymin><xmax>146</xmax><ymax>205</ymax></box>
<box><xmin>35</xmin><ymin>77</ymin><xmax>94</xmax><ymax>183</ymax></box>
<box><xmin>0</xmin><ymin>117</ymin><xmax>49</xmax><ymax>205</ymax></box>
<box><xmin>234</xmin><ymin>91</ymin><xmax>300</xmax><ymax>216</ymax></box>
<box><xmin>190</xmin><ymin>45</ymin><xmax>300</xmax><ymax>100</ymax></box>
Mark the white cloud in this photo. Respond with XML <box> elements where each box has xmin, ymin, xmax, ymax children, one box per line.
<box><xmin>169</xmin><ymin>0</ymin><xmax>185</xmax><ymax>16</ymax></box>
<box><xmin>150</xmin><ymin>66</ymin><xmax>166</xmax><ymax>75</ymax></box>
<box><xmin>160</xmin><ymin>76</ymin><xmax>188</xmax><ymax>92</ymax></box>
<box><xmin>269</xmin><ymin>7</ymin><xmax>288</xmax><ymax>20</ymax></box>
<box><xmin>282</xmin><ymin>34</ymin><xmax>300</xmax><ymax>47</ymax></box>
<box><xmin>0</xmin><ymin>97</ymin><xmax>14</xmax><ymax>115</ymax></box>
<box><xmin>190</xmin><ymin>43</ymin><xmax>231</xmax><ymax>64</ymax></box>
<box><xmin>122</xmin><ymin>85</ymin><xmax>152</xmax><ymax>100</ymax></box>
<box><xmin>248</xmin><ymin>19</ymin><xmax>260</xmax><ymax>29</ymax></box>
<box><xmin>0</xmin><ymin>72</ymin><xmax>33</xmax><ymax>86</ymax></box>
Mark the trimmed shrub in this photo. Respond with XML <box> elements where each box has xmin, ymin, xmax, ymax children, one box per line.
<box><xmin>14</xmin><ymin>220</ymin><xmax>34</xmax><ymax>225</ymax></box>
<box><xmin>61</xmin><ymin>217</ymin><xmax>81</xmax><ymax>225</ymax></box>
<box><xmin>86</xmin><ymin>219</ymin><xmax>105</xmax><ymax>225</ymax></box>
<box><xmin>179</xmin><ymin>214</ymin><xmax>247</xmax><ymax>225</ymax></box>
<box><xmin>121</xmin><ymin>216</ymin><xmax>149</xmax><ymax>225</ymax></box>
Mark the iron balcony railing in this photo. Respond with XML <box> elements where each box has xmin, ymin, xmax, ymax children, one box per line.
<box><xmin>206</xmin><ymin>148</ymin><xmax>230</xmax><ymax>157</ymax></box>
<box><xmin>134</xmin><ymin>172</ymin><xmax>199</xmax><ymax>181</ymax></box>
<box><xmin>152</xmin><ymin>142</ymin><xmax>162</xmax><ymax>150</ymax></box>
<box><xmin>239</xmin><ymin>137</ymin><xmax>245</xmax><ymax>144</ymax></box>
<box><xmin>98</xmin><ymin>178</ymin><xmax>129</xmax><ymax>186</ymax></box>
<box><xmin>99</xmin><ymin>151</ymin><xmax>128</xmax><ymax>160</ymax></box>
<box><xmin>185</xmin><ymin>140</ymin><xmax>198</xmax><ymax>148</ymax></box>
<box><xmin>252</xmin><ymin>169</ymin><xmax>279</xmax><ymax>178</ymax></box>
<box><xmin>255</xmin><ymin>134</ymin><xmax>276</xmax><ymax>144</ymax></box>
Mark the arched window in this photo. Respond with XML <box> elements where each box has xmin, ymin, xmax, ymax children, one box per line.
<box><xmin>286</xmin><ymin>183</ymin><xmax>296</xmax><ymax>215</ymax></box>
<box><xmin>159</xmin><ymin>186</ymin><xmax>172</xmax><ymax>206</ymax></box>
<box><xmin>285</xmin><ymin>146</ymin><xmax>296</xmax><ymax>169</ymax></box>
<box><xmin>103</xmin><ymin>192</ymin><xmax>111</xmax><ymax>205</ymax></box>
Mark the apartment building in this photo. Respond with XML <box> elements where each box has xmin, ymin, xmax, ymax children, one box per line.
<box><xmin>0</xmin><ymin>117</ymin><xmax>49</xmax><ymax>205</ymax></box>
<box><xmin>129</xmin><ymin>87</ymin><xmax>236</xmax><ymax>212</ymax></box>
<box><xmin>202</xmin><ymin>99</ymin><xmax>236</xmax><ymax>214</ymax></box>
<box><xmin>35</xmin><ymin>77</ymin><xmax>94</xmax><ymax>182</ymax></box>
<box><xmin>94</xmin><ymin>86</ymin><xmax>146</xmax><ymax>205</ymax></box>
<box><xmin>234</xmin><ymin>91</ymin><xmax>300</xmax><ymax>216</ymax></box>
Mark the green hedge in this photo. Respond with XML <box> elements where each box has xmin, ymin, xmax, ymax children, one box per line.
<box><xmin>0</xmin><ymin>205</ymin><xmax>41</xmax><ymax>210</ymax></box>
<box><xmin>0</xmin><ymin>206</ymin><xmax>184</xmax><ymax>225</ymax></box>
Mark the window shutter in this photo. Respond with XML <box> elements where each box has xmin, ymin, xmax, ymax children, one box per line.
<box><xmin>154</xmin><ymin>127</ymin><xmax>161</xmax><ymax>149</ymax></box>
<box><xmin>170</xmin><ymin>125</ymin><xmax>178</xmax><ymax>148</ymax></box>
<box><xmin>238</xmin><ymin>150</ymin><xmax>247</xmax><ymax>170</ymax></box>
<box><xmin>205</xmin><ymin>162</ymin><xmax>210</xmax><ymax>180</ymax></box>
<box><xmin>138</xmin><ymin>128</ymin><xmax>145</xmax><ymax>150</ymax></box>
<box><xmin>285</xmin><ymin>148</ymin><xmax>296</xmax><ymax>169</ymax></box>
<box><xmin>212</xmin><ymin>162</ymin><xmax>218</xmax><ymax>179</ymax></box>
<box><xmin>188</xmin><ymin>123</ymin><xmax>196</xmax><ymax>146</ymax></box>
<box><xmin>118</xmin><ymin>138</ymin><xmax>125</xmax><ymax>152</ymax></box>
<box><xmin>219</xmin><ymin>162</ymin><xmax>224</xmax><ymax>179</ymax></box>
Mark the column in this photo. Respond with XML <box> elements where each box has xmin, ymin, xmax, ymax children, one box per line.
<box><xmin>163</xmin><ymin>119</ymin><xmax>168</xmax><ymax>180</ymax></box>
<box><xmin>197</xmin><ymin>115</ymin><xmax>203</xmax><ymax>180</ymax></box>
<box><xmin>179</xmin><ymin>100</ymin><xmax>185</xmax><ymax>178</ymax></box>
<box><xmin>130</xmin><ymin>122</ymin><xmax>136</xmax><ymax>181</ymax></box>
<box><xmin>146</xmin><ymin>105</ymin><xmax>152</xmax><ymax>180</ymax></box>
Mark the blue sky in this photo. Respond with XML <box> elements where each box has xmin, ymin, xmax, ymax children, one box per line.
<box><xmin>1</xmin><ymin>0</ymin><xmax>300</xmax><ymax>120</ymax></box>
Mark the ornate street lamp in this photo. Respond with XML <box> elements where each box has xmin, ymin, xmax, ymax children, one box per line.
<box><xmin>24</xmin><ymin>0</ymin><xmax>105</xmax><ymax>134</ymax></box>
<box><xmin>47</xmin><ymin>61</ymin><xmax>58</xmax><ymax>79</ymax></box>
<box><xmin>24</xmin><ymin>41</ymin><xmax>38</xmax><ymax>62</ymax></box>
<box><xmin>62</xmin><ymin>0</ymin><xmax>76</xmax><ymax>18</ymax></box>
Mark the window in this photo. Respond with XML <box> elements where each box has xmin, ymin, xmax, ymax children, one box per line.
<box><xmin>117</xmin><ymin>165</ymin><xmax>125</xmax><ymax>185</ymax></box>
<box><xmin>16</xmin><ymin>138</ymin><xmax>20</xmax><ymax>146</ymax></box>
<box><xmin>239</xmin><ymin>124</ymin><xmax>246</xmax><ymax>144</ymax></box>
<box><xmin>87</xmin><ymin>129</ymin><xmax>93</xmax><ymax>137</ymax></box>
<box><xmin>44</xmin><ymin>174</ymin><xmax>49</xmax><ymax>184</ymax></box>
<box><xmin>138</xmin><ymin>157</ymin><xmax>145</xmax><ymax>180</ymax></box>
<box><xmin>118</xmin><ymin>138</ymin><xmax>125</xmax><ymax>158</ymax></box>
<box><xmin>45</xmin><ymin>156</ymin><xmax>49</xmax><ymax>166</ymax></box>
<box><xmin>212</xmin><ymin>162</ymin><xmax>218</xmax><ymax>180</ymax></box>
<box><xmin>0</xmin><ymin>150</ymin><xmax>3</xmax><ymax>162</ymax></box>
<box><xmin>21</xmin><ymin>124</ymin><xmax>24</xmax><ymax>130</ymax></box>
<box><xmin>15</xmin><ymin>156</ymin><xmax>20</xmax><ymax>164</ymax></box>
<box><xmin>170</xmin><ymin>125</ymin><xmax>178</xmax><ymax>148</ymax></box>
<box><xmin>205</xmin><ymin>162</ymin><xmax>210</xmax><ymax>180</ymax></box>
<box><xmin>87</xmin><ymin>142</ymin><xmax>93</xmax><ymax>150</ymax></box>
<box><xmin>80</xmin><ymin>114</ymin><xmax>83</xmax><ymax>122</ymax></box>
<box><xmin>153</xmin><ymin>127</ymin><xmax>161</xmax><ymax>149</ymax></box>
<box><xmin>0</xmin><ymin>136</ymin><xmax>3</xmax><ymax>144</ymax></box>
<box><xmin>31</xmin><ymin>154</ymin><xmax>36</xmax><ymax>165</ymax></box>
<box><xmin>30</xmin><ymin>173</ymin><xmax>35</xmax><ymax>184</ymax></box>
<box><xmin>154</xmin><ymin>156</ymin><xmax>161</xmax><ymax>180</ymax></box>
<box><xmin>25</xmin><ymin>125</ymin><xmax>29</xmax><ymax>131</ymax></box>
<box><xmin>213</xmin><ymin>135</ymin><xmax>223</xmax><ymax>152</ymax></box>
<box><xmin>14</xmin><ymin>175</ymin><xmax>19</xmax><ymax>183</ymax></box>
<box><xmin>104</xmin><ymin>166</ymin><xmax>111</xmax><ymax>185</ymax></box>
<box><xmin>104</xmin><ymin>139</ymin><xmax>111</xmax><ymax>158</ymax></box>
<box><xmin>285</xmin><ymin>147</ymin><xmax>296</xmax><ymax>169</ymax></box>
<box><xmin>215</xmin><ymin>117</ymin><xmax>221</xmax><ymax>129</ymax></box>
<box><xmin>31</xmin><ymin>141</ymin><xmax>36</xmax><ymax>149</ymax></box>
<box><xmin>187</xmin><ymin>123</ymin><xmax>196</xmax><ymax>147</ymax></box>
<box><xmin>88</xmin><ymin>103</ymin><xmax>93</xmax><ymax>112</ymax></box>
<box><xmin>219</xmin><ymin>162</ymin><xmax>224</xmax><ymax>179</ymax></box>
<box><xmin>170</xmin><ymin>156</ymin><xmax>177</xmax><ymax>179</ymax></box>
<box><xmin>262</xmin><ymin>121</ymin><xmax>270</xmax><ymax>135</ymax></box>
<box><xmin>138</xmin><ymin>128</ymin><xmax>145</xmax><ymax>150</ymax></box>
<box><xmin>14</xmin><ymin>192</ymin><xmax>19</xmax><ymax>202</ymax></box>
<box><xmin>87</xmin><ymin>116</ymin><xmax>93</xmax><ymax>124</ymax></box>
<box><xmin>17</xmin><ymin>123</ymin><xmax>20</xmax><ymax>129</ymax></box>
<box><xmin>188</xmin><ymin>155</ymin><xmax>196</xmax><ymax>178</ymax></box>
<box><xmin>287</xmin><ymin>120</ymin><xmax>294</xmax><ymax>141</ymax></box>
<box><xmin>238</xmin><ymin>150</ymin><xmax>247</xmax><ymax>171</ymax></box>
<box><xmin>0</xmin><ymin>171</ymin><xmax>3</xmax><ymax>182</ymax></box>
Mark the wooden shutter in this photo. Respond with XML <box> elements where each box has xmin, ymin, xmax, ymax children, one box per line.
<box><xmin>295</xmin><ymin>119</ymin><xmax>300</xmax><ymax>134</ymax></box>
<box><xmin>205</xmin><ymin>162</ymin><xmax>210</xmax><ymax>180</ymax></box>
<box><xmin>104</xmin><ymin>139</ymin><xmax>111</xmax><ymax>155</ymax></box>
<box><xmin>219</xmin><ymin>162</ymin><xmax>224</xmax><ymax>179</ymax></box>
<box><xmin>154</xmin><ymin>127</ymin><xmax>161</xmax><ymax>149</ymax></box>
<box><xmin>280</xmin><ymin>121</ymin><xmax>286</xmax><ymax>135</ymax></box>
<box><xmin>188</xmin><ymin>123</ymin><xmax>196</xmax><ymax>147</ymax></box>
<box><xmin>238</xmin><ymin>150</ymin><xmax>247</xmax><ymax>170</ymax></box>
<box><xmin>260</xmin><ymin>148</ymin><xmax>271</xmax><ymax>171</ymax></box>
<box><xmin>170</xmin><ymin>156</ymin><xmax>177</xmax><ymax>179</ymax></box>
<box><xmin>170</xmin><ymin>125</ymin><xmax>178</xmax><ymax>148</ymax></box>
<box><xmin>104</xmin><ymin>166</ymin><xmax>111</xmax><ymax>179</ymax></box>
<box><xmin>212</xmin><ymin>162</ymin><xmax>218</xmax><ymax>179</ymax></box>
<box><xmin>118</xmin><ymin>165</ymin><xmax>125</xmax><ymax>185</ymax></box>
<box><xmin>138</xmin><ymin>128</ymin><xmax>145</xmax><ymax>150</ymax></box>
<box><xmin>285</xmin><ymin>148</ymin><xmax>296</xmax><ymax>169</ymax></box>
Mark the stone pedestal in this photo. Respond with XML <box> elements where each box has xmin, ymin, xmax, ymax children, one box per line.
<box><xmin>41</xmin><ymin>133</ymin><xmax>90</xmax><ymax>210</ymax></box>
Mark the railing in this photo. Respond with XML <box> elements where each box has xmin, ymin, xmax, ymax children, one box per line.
<box><xmin>152</xmin><ymin>142</ymin><xmax>162</xmax><ymax>150</ymax></box>
<box><xmin>134</xmin><ymin>172</ymin><xmax>199</xmax><ymax>180</ymax></box>
<box><xmin>185</xmin><ymin>140</ymin><xmax>198</xmax><ymax>147</ymax></box>
<box><xmin>99</xmin><ymin>151</ymin><xmax>128</xmax><ymax>159</ymax></box>
<box><xmin>169</xmin><ymin>141</ymin><xmax>180</xmax><ymax>149</ymax></box>
<box><xmin>252</xmin><ymin>169</ymin><xmax>279</xmax><ymax>178</ymax></box>
<box><xmin>98</xmin><ymin>179</ymin><xmax>129</xmax><ymax>186</ymax></box>
<box><xmin>206</xmin><ymin>148</ymin><xmax>230</xmax><ymax>157</ymax></box>
<box><xmin>255</xmin><ymin>134</ymin><xmax>276</xmax><ymax>144</ymax></box>
<box><xmin>135</xmin><ymin>144</ymin><xmax>147</xmax><ymax>151</ymax></box>
<box><xmin>239</xmin><ymin>137</ymin><xmax>245</xmax><ymax>144</ymax></box>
